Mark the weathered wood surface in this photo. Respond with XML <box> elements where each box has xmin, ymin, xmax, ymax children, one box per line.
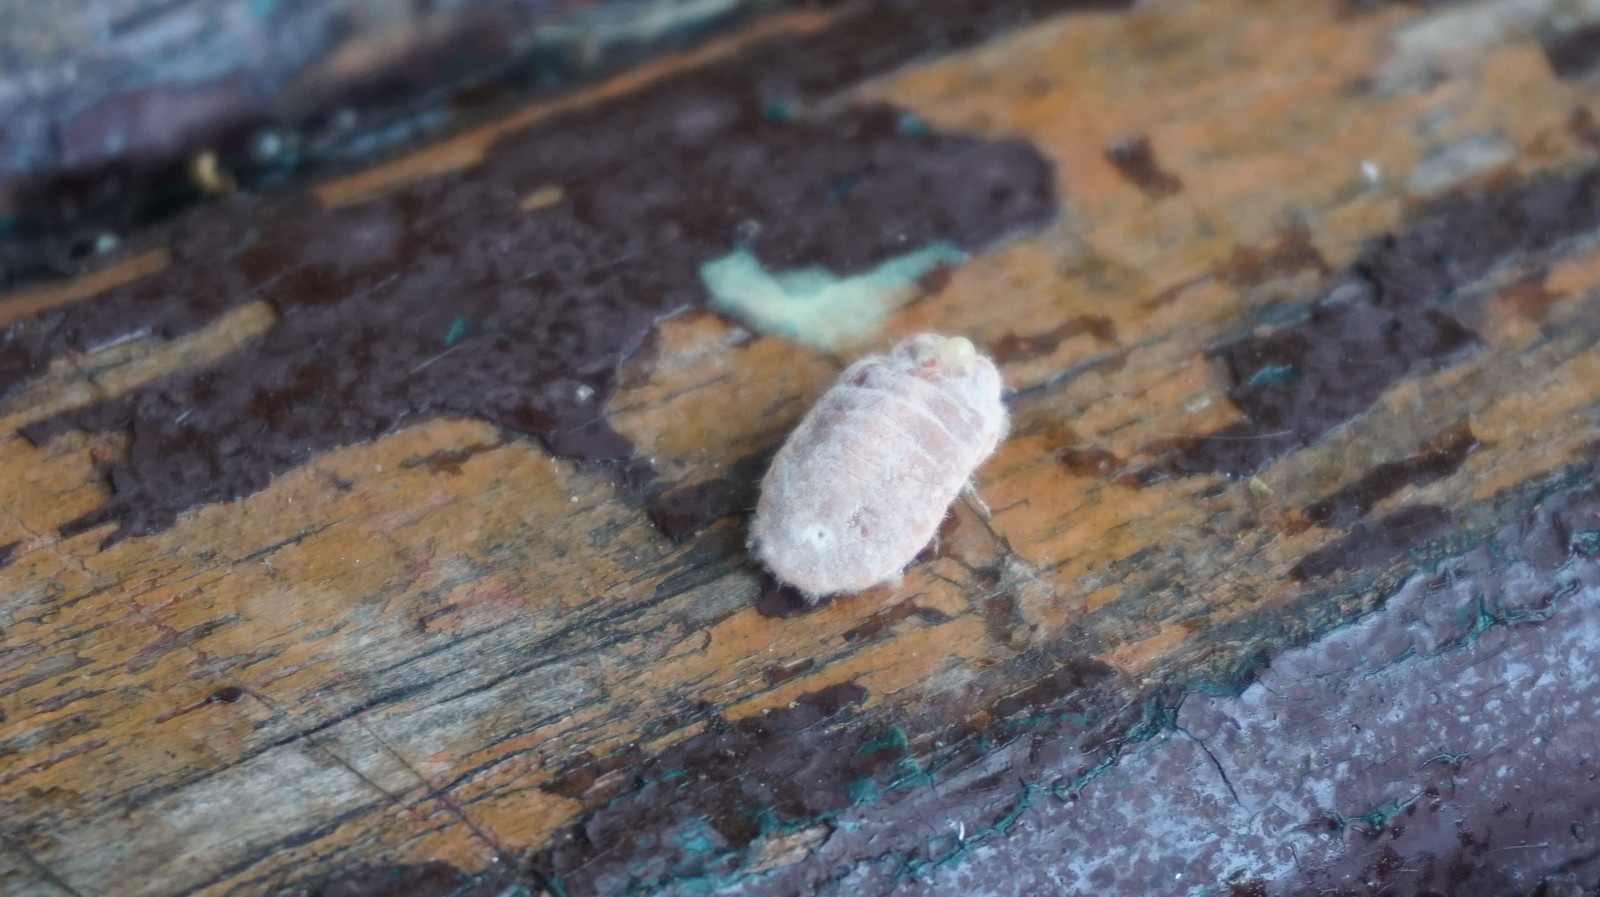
<box><xmin>5</xmin><ymin>1</ymin><xmax>1600</xmax><ymax>895</ymax></box>
<box><xmin>0</xmin><ymin>0</ymin><xmax>796</xmax><ymax>287</ymax></box>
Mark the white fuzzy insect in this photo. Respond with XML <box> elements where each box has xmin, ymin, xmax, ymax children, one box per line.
<box><xmin>750</xmin><ymin>333</ymin><xmax>1007</xmax><ymax>601</ymax></box>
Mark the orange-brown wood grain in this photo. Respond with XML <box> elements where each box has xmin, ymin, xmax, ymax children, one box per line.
<box><xmin>6</xmin><ymin>0</ymin><xmax>1600</xmax><ymax>894</ymax></box>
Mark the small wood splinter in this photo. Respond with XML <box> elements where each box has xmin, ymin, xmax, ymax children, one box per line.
<box><xmin>750</xmin><ymin>333</ymin><xmax>1008</xmax><ymax>602</ymax></box>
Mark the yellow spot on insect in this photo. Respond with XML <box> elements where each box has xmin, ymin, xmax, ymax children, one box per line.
<box><xmin>939</xmin><ymin>335</ymin><xmax>977</xmax><ymax>367</ymax></box>
<box><xmin>908</xmin><ymin>333</ymin><xmax>975</xmax><ymax>366</ymax></box>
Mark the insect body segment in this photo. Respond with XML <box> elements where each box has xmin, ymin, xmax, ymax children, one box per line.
<box><xmin>750</xmin><ymin>334</ymin><xmax>1007</xmax><ymax>601</ymax></box>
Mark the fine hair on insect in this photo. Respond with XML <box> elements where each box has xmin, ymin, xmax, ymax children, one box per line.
<box><xmin>749</xmin><ymin>333</ymin><xmax>1008</xmax><ymax>602</ymax></box>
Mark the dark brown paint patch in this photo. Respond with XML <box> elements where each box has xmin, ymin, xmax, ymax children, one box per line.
<box><xmin>0</xmin><ymin>1</ymin><xmax>809</xmax><ymax>290</ymax></box>
<box><xmin>303</xmin><ymin>861</ymin><xmax>517</xmax><ymax>897</ymax></box>
<box><xmin>0</xmin><ymin>0</ymin><xmax>1144</xmax><ymax>544</ymax></box>
<box><xmin>1544</xmin><ymin>23</ymin><xmax>1600</xmax><ymax>80</ymax></box>
<box><xmin>151</xmin><ymin>684</ymin><xmax>252</xmax><ymax>724</ymax></box>
<box><xmin>305</xmin><ymin>470</ymin><xmax>1600</xmax><ymax>897</ymax></box>
<box><xmin>840</xmin><ymin>599</ymin><xmax>951</xmax><ymax>643</ymax></box>
<box><xmin>1216</xmin><ymin>223</ymin><xmax>1331</xmax><ymax>291</ymax></box>
<box><xmin>209</xmin><ymin>685</ymin><xmax>246</xmax><ymax>704</ymax></box>
<box><xmin>534</xmin><ymin>682</ymin><xmax>873</xmax><ymax>889</ymax></box>
<box><xmin>543</xmin><ymin>750</ymin><xmax>643</xmax><ymax>805</ymax></box>
<box><xmin>1059</xmin><ymin>444</ymin><xmax>1124</xmax><ymax>478</ymax></box>
<box><xmin>1171</xmin><ymin>166</ymin><xmax>1600</xmax><ymax>477</ymax></box>
<box><xmin>1291</xmin><ymin>504</ymin><xmax>1455</xmax><ymax>580</ymax></box>
<box><xmin>991</xmin><ymin>314</ymin><xmax>1117</xmax><ymax>363</ymax></box>
<box><xmin>1499</xmin><ymin>274</ymin><xmax>1565</xmax><ymax>318</ymax></box>
<box><xmin>524</xmin><ymin>655</ymin><xmax>1139</xmax><ymax>897</ymax></box>
<box><xmin>0</xmin><ymin>541</ymin><xmax>17</xmax><ymax>568</ymax></box>
<box><xmin>7</xmin><ymin>101</ymin><xmax>1056</xmax><ymax>544</ymax></box>
<box><xmin>755</xmin><ymin>575</ymin><xmax>815</xmax><ymax>618</ymax></box>
<box><xmin>1141</xmin><ymin>224</ymin><xmax>1330</xmax><ymax>311</ymax></box>
<box><xmin>310</xmin><ymin>655</ymin><xmax>1129</xmax><ymax>897</ymax></box>
<box><xmin>646</xmin><ymin>450</ymin><xmax>775</xmax><ymax>542</ymax></box>
<box><xmin>1568</xmin><ymin>106</ymin><xmax>1600</xmax><ymax>150</ymax></box>
<box><xmin>1104</xmin><ymin>135</ymin><xmax>1183</xmax><ymax>198</ymax></box>
<box><xmin>981</xmin><ymin>590</ymin><xmax>1023</xmax><ymax>645</ymax></box>
<box><xmin>763</xmin><ymin>657</ymin><xmax>816</xmax><ymax>686</ymax></box>
<box><xmin>1304</xmin><ymin>422</ymin><xmax>1479</xmax><ymax>526</ymax></box>
<box><xmin>399</xmin><ymin>440</ymin><xmax>506</xmax><ymax>476</ymax></box>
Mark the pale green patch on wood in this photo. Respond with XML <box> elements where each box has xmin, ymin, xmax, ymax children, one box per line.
<box><xmin>700</xmin><ymin>242</ymin><xmax>965</xmax><ymax>351</ymax></box>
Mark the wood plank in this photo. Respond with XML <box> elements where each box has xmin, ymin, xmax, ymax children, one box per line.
<box><xmin>5</xmin><ymin>0</ymin><xmax>1600</xmax><ymax>895</ymax></box>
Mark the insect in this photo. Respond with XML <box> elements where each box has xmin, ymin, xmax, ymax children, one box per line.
<box><xmin>750</xmin><ymin>333</ymin><xmax>1007</xmax><ymax>601</ymax></box>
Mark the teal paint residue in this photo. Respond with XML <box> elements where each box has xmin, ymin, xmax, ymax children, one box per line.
<box><xmin>889</xmin><ymin>784</ymin><xmax>1041</xmax><ymax>886</ymax></box>
<box><xmin>749</xmin><ymin>805</ymin><xmax>782</xmax><ymax>836</ymax></box>
<box><xmin>997</xmin><ymin>711</ymin><xmax>1095</xmax><ymax>731</ymax></box>
<box><xmin>761</xmin><ymin>99</ymin><xmax>797</xmax><ymax>123</ymax></box>
<box><xmin>249</xmin><ymin>0</ymin><xmax>278</xmax><ymax>18</ymax></box>
<box><xmin>701</xmin><ymin>242</ymin><xmax>966</xmax><ymax>351</ymax></box>
<box><xmin>827</xmin><ymin>174</ymin><xmax>860</xmax><ymax>204</ymax></box>
<box><xmin>443</xmin><ymin>316</ymin><xmax>475</xmax><ymax>346</ymax></box>
<box><xmin>1328</xmin><ymin>795</ymin><xmax>1417</xmax><ymax>834</ymax></box>
<box><xmin>857</xmin><ymin>727</ymin><xmax>908</xmax><ymax>756</ymax></box>
<box><xmin>1246</xmin><ymin>363</ymin><xmax>1300</xmax><ymax>389</ymax></box>
<box><xmin>1122</xmin><ymin>692</ymin><xmax>1180</xmax><ymax>744</ymax></box>
<box><xmin>889</xmin><ymin>756</ymin><xmax>933</xmax><ymax>791</ymax></box>
<box><xmin>1181</xmin><ymin>678</ymin><xmax>1250</xmax><ymax>698</ymax></box>
<box><xmin>897</xmin><ymin>113</ymin><xmax>931</xmax><ymax>137</ymax></box>
<box><xmin>658</xmin><ymin>819</ymin><xmax>746</xmax><ymax>897</ymax></box>
<box><xmin>678</xmin><ymin>828</ymin><xmax>718</xmax><ymax>857</ymax></box>
<box><xmin>845</xmin><ymin>775</ymin><xmax>880</xmax><ymax>806</ymax></box>
<box><xmin>1574</xmin><ymin>530</ymin><xmax>1600</xmax><ymax>557</ymax></box>
<box><xmin>440</xmin><ymin>317</ymin><xmax>524</xmax><ymax>346</ymax></box>
<box><xmin>1050</xmin><ymin>753</ymin><xmax>1116</xmax><ymax>801</ymax></box>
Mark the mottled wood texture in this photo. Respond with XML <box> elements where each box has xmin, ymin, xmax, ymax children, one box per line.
<box><xmin>6</xmin><ymin>0</ymin><xmax>1600</xmax><ymax>895</ymax></box>
<box><xmin>0</xmin><ymin>0</ymin><xmax>795</xmax><ymax>286</ymax></box>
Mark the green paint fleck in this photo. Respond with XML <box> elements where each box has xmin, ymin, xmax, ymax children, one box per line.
<box><xmin>444</xmin><ymin>316</ymin><xmax>475</xmax><ymax>346</ymax></box>
<box><xmin>700</xmin><ymin>242</ymin><xmax>966</xmax><ymax>351</ymax></box>
<box><xmin>897</xmin><ymin>113</ymin><xmax>931</xmax><ymax>137</ymax></box>
<box><xmin>1356</xmin><ymin>796</ymin><xmax>1415</xmax><ymax>832</ymax></box>
<box><xmin>997</xmin><ymin>710</ymin><xmax>1096</xmax><ymax>732</ymax></box>
<box><xmin>846</xmin><ymin>775</ymin><xmax>880</xmax><ymax>805</ymax></box>
<box><xmin>827</xmin><ymin>174</ymin><xmax>860</xmax><ymax>204</ymax></box>
<box><xmin>749</xmin><ymin>805</ymin><xmax>781</xmax><ymax>835</ymax></box>
<box><xmin>1122</xmin><ymin>692</ymin><xmax>1179</xmax><ymax>744</ymax></box>
<box><xmin>858</xmin><ymin>727</ymin><xmax>908</xmax><ymax>756</ymax></box>
<box><xmin>761</xmin><ymin>99</ymin><xmax>797</xmax><ymax>123</ymax></box>
<box><xmin>679</xmin><ymin>829</ymin><xmax>717</xmax><ymax>856</ymax></box>
<box><xmin>1573</xmin><ymin>530</ymin><xmax>1600</xmax><ymax>557</ymax></box>
<box><xmin>890</xmin><ymin>756</ymin><xmax>934</xmax><ymax>790</ymax></box>
<box><xmin>1246</xmin><ymin>363</ymin><xmax>1300</xmax><ymax>389</ymax></box>
<box><xmin>1051</xmin><ymin>754</ymin><xmax>1115</xmax><ymax>801</ymax></box>
<box><xmin>990</xmin><ymin>783</ymin><xmax>1037</xmax><ymax>836</ymax></box>
<box><xmin>1325</xmin><ymin>795</ymin><xmax>1417</xmax><ymax>835</ymax></box>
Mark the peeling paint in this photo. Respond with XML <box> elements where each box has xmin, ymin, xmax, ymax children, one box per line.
<box><xmin>702</xmin><ymin>242</ymin><xmax>964</xmax><ymax>351</ymax></box>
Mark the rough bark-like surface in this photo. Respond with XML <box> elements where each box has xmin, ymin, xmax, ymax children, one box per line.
<box><xmin>0</xmin><ymin>0</ymin><xmax>799</xmax><ymax>283</ymax></box>
<box><xmin>6</xmin><ymin>1</ymin><xmax>1600</xmax><ymax>895</ymax></box>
